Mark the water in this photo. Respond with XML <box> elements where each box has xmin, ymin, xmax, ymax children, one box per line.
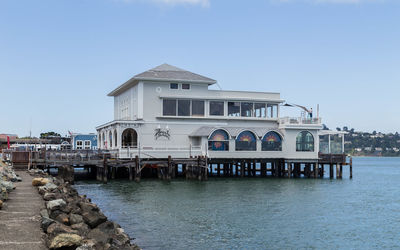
<box><xmin>74</xmin><ymin>157</ymin><xmax>400</xmax><ymax>249</ymax></box>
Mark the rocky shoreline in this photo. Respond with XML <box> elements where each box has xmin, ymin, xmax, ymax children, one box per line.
<box><xmin>30</xmin><ymin>168</ymin><xmax>140</xmax><ymax>250</ymax></box>
<box><xmin>0</xmin><ymin>160</ymin><xmax>21</xmax><ymax>209</ymax></box>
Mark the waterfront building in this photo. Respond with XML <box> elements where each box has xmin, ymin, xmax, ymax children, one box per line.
<box><xmin>96</xmin><ymin>64</ymin><xmax>323</xmax><ymax>162</ymax></box>
<box><xmin>71</xmin><ymin>133</ymin><xmax>98</xmax><ymax>150</ymax></box>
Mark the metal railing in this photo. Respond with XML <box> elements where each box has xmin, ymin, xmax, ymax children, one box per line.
<box><xmin>279</xmin><ymin>117</ymin><xmax>322</xmax><ymax>125</ymax></box>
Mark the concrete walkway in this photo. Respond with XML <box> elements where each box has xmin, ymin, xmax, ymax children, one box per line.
<box><xmin>0</xmin><ymin>171</ymin><xmax>47</xmax><ymax>250</ymax></box>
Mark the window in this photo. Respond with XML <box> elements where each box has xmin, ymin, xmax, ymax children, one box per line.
<box><xmin>241</xmin><ymin>102</ymin><xmax>254</xmax><ymax>117</ymax></box>
<box><xmin>178</xmin><ymin>100</ymin><xmax>190</xmax><ymax>116</ymax></box>
<box><xmin>208</xmin><ymin>129</ymin><xmax>229</xmax><ymax>151</ymax></box>
<box><xmin>235</xmin><ymin>131</ymin><xmax>257</xmax><ymax>151</ymax></box>
<box><xmin>228</xmin><ymin>102</ymin><xmax>240</xmax><ymax>117</ymax></box>
<box><xmin>84</xmin><ymin>140</ymin><xmax>91</xmax><ymax>149</ymax></box>
<box><xmin>182</xmin><ymin>83</ymin><xmax>190</xmax><ymax>90</ymax></box>
<box><xmin>192</xmin><ymin>100</ymin><xmax>205</xmax><ymax>117</ymax></box>
<box><xmin>268</xmin><ymin>104</ymin><xmax>278</xmax><ymax>118</ymax></box>
<box><xmin>76</xmin><ymin>140</ymin><xmax>83</xmax><ymax>150</ymax></box>
<box><xmin>254</xmin><ymin>103</ymin><xmax>266</xmax><ymax>118</ymax></box>
<box><xmin>163</xmin><ymin>99</ymin><xmax>177</xmax><ymax>116</ymax></box>
<box><xmin>296</xmin><ymin>131</ymin><xmax>314</xmax><ymax>152</ymax></box>
<box><xmin>262</xmin><ymin>131</ymin><xmax>282</xmax><ymax>151</ymax></box>
<box><xmin>210</xmin><ymin>101</ymin><xmax>224</xmax><ymax>116</ymax></box>
<box><xmin>170</xmin><ymin>83</ymin><xmax>179</xmax><ymax>89</ymax></box>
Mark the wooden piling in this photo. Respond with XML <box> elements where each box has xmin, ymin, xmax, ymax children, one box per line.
<box><xmin>350</xmin><ymin>157</ymin><xmax>353</xmax><ymax>179</ymax></box>
<box><xmin>329</xmin><ymin>164</ymin><xmax>333</xmax><ymax>179</ymax></box>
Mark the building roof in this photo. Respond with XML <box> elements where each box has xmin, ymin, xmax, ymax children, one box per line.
<box><xmin>108</xmin><ymin>63</ymin><xmax>217</xmax><ymax>96</ymax></box>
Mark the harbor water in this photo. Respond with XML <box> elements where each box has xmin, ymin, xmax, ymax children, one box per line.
<box><xmin>74</xmin><ymin>157</ymin><xmax>400</xmax><ymax>249</ymax></box>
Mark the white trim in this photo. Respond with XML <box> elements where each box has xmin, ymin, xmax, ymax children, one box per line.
<box><xmin>137</xmin><ymin>82</ymin><xmax>144</xmax><ymax>119</ymax></box>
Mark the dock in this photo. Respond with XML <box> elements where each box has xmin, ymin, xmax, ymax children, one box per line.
<box><xmin>2</xmin><ymin>149</ymin><xmax>352</xmax><ymax>183</ymax></box>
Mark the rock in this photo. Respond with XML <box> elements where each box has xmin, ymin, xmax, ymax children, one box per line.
<box><xmin>32</xmin><ymin>177</ymin><xmax>49</xmax><ymax>186</ymax></box>
<box><xmin>70</xmin><ymin>213</ymin><xmax>84</xmax><ymax>225</ymax></box>
<box><xmin>0</xmin><ymin>200</ymin><xmax>3</xmax><ymax>209</ymax></box>
<box><xmin>44</xmin><ymin>192</ymin><xmax>57</xmax><ymax>201</ymax></box>
<box><xmin>40</xmin><ymin>208</ymin><xmax>49</xmax><ymax>218</ymax></box>
<box><xmin>0</xmin><ymin>187</ymin><xmax>7</xmax><ymax>201</ymax></box>
<box><xmin>87</xmin><ymin>221</ymin><xmax>118</xmax><ymax>244</ymax></box>
<box><xmin>47</xmin><ymin>199</ymin><xmax>66</xmax><ymax>211</ymax></box>
<box><xmin>49</xmin><ymin>233</ymin><xmax>82</xmax><ymax>249</ymax></box>
<box><xmin>55</xmin><ymin>213</ymin><xmax>69</xmax><ymax>225</ymax></box>
<box><xmin>39</xmin><ymin>182</ymin><xmax>58</xmax><ymax>194</ymax></box>
<box><xmin>71</xmin><ymin>222</ymin><xmax>90</xmax><ymax>236</ymax></box>
<box><xmin>41</xmin><ymin>216</ymin><xmax>56</xmax><ymax>232</ymax></box>
<box><xmin>80</xmin><ymin>202</ymin><xmax>107</xmax><ymax>228</ymax></box>
<box><xmin>0</xmin><ymin>180</ymin><xmax>14</xmax><ymax>192</ymax></box>
<box><xmin>47</xmin><ymin>222</ymin><xmax>78</xmax><ymax>238</ymax></box>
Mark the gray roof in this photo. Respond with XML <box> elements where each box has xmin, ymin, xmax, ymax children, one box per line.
<box><xmin>189</xmin><ymin>126</ymin><xmax>284</xmax><ymax>138</ymax></box>
<box><xmin>108</xmin><ymin>63</ymin><xmax>216</xmax><ymax>96</ymax></box>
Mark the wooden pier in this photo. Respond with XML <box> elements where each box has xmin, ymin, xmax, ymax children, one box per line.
<box><xmin>2</xmin><ymin>149</ymin><xmax>352</xmax><ymax>182</ymax></box>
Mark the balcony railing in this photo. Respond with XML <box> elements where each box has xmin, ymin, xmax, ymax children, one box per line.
<box><xmin>279</xmin><ymin>117</ymin><xmax>322</xmax><ymax>125</ymax></box>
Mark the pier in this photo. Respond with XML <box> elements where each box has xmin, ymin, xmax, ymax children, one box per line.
<box><xmin>2</xmin><ymin>149</ymin><xmax>352</xmax><ymax>182</ymax></box>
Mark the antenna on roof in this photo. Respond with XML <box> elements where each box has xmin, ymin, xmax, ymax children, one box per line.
<box><xmin>215</xmin><ymin>82</ymin><xmax>222</xmax><ymax>90</ymax></box>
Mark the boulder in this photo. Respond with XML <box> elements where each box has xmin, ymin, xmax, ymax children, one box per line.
<box><xmin>0</xmin><ymin>200</ymin><xmax>3</xmax><ymax>209</ymax></box>
<box><xmin>44</xmin><ymin>192</ymin><xmax>57</xmax><ymax>201</ymax></box>
<box><xmin>80</xmin><ymin>202</ymin><xmax>107</xmax><ymax>228</ymax></box>
<box><xmin>70</xmin><ymin>213</ymin><xmax>84</xmax><ymax>225</ymax></box>
<box><xmin>0</xmin><ymin>187</ymin><xmax>7</xmax><ymax>201</ymax></box>
<box><xmin>55</xmin><ymin>213</ymin><xmax>69</xmax><ymax>225</ymax></box>
<box><xmin>47</xmin><ymin>222</ymin><xmax>78</xmax><ymax>238</ymax></box>
<box><xmin>32</xmin><ymin>177</ymin><xmax>49</xmax><ymax>186</ymax></box>
<box><xmin>87</xmin><ymin>221</ymin><xmax>118</xmax><ymax>244</ymax></box>
<box><xmin>71</xmin><ymin>222</ymin><xmax>91</xmax><ymax>236</ymax></box>
<box><xmin>38</xmin><ymin>182</ymin><xmax>58</xmax><ymax>194</ymax></box>
<box><xmin>41</xmin><ymin>216</ymin><xmax>56</xmax><ymax>232</ymax></box>
<box><xmin>47</xmin><ymin>199</ymin><xmax>66</xmax><ymax>211</ymax></box>
<box><xmin>0</xmin><ymin>180</ymin><xmax>14</xmax><ymax>192</ymax></box>
<box><xmin>49</xmin><ymin>233</ymin><xmax>82</xmax><ymax>249</ymax></box>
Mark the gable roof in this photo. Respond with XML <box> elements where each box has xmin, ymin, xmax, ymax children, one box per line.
<box><xmin>108</xmin><ymin>63</ymin><xmax>217</xmax><ymax>96</ymax></box>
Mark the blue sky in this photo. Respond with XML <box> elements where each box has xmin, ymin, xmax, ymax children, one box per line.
<box><xmin>1</xmin><ymin>0</ymin><xmax>399</xmax><ymax>137</ymax></box>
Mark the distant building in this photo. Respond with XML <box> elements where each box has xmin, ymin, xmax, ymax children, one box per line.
<box><xmin>0</xmin><ymin>134</ymin><xmax>18</xmax><ymax>140</ymax></box>
<box><xmin>71</xmin><ymin>134</ymin><xmax>97</xmax><ymax>150</ymax></box>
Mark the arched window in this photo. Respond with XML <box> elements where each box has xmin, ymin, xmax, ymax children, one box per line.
<box><xmin>208</xmin><ymin>129</ymin><xmax>229</xmax><ymax>151</ymax></box>
<box><xmin>236</xmin><ymin>131</ymin><xmax>257</xmax><ymax>151</ymax></box>
<box><xmin>262</xmin><ymin>131</ymin><xmax>282</xmax><ymax>151</ymax></box>
<box><xmin>114</xmin><ymin>130</ymin><xmax>117</xmax><ymax>148</ymax></box>
<box><xmin>122</xmin><ymin>128</ymin><xmax>138</xmax><ymax>148</ymax></box>
<box><xmin>296</xmin><ymin>131</ymin><xmax>314</xmax><ymax>152</ymax></box>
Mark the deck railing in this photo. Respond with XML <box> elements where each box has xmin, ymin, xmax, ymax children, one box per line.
<box><xmin>279</xmin><ymin>117</ymin><xmax>322</xmax><ymax>125</ymax></box>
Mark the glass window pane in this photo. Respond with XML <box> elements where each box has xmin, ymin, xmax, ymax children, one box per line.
<box><xmin>235</xmin><ymin>131</ymin><xmax>257</xmax><ymax>151</ymax></box>
<box><xmin>178</xmin><ymin>100</ymin><xmax>190</xmax><ymax>116</ymax></box>
<box><xmin>192</xmin><ymin>100</ymin><xmax>204</xmax><ymax>116</ymax></box>
<box><xmin>241</xmin><ymin>102</ymin><xmax>254</xmax><ymax>117</ymax></box>
<box><xmin>254</xmin><ymin>103</ymin><xmax>266</xmax><ymax>118</ymax></box>
<box><xmin>210</xmin><ymin>101</ymin><xmax>224</xmax><ymax>116</ymax></box>
<box><xmin>228</xmin><ymin>102</ymin><xmax>240</xmax><ymax>117</ymax></box>
<box><xmin>182</xmin><ymin>83</ymin><xmax>190</xmax><ymax>90</ymax></box>
<box><xmin>163</xmin><ymin>99</ymin><xmax>176</xmax><ymax>116</ymax></box>
<box><xmin>170</xmin><ymin>83</ymin><xmax>178</xmax><ymax>89</ymax></box>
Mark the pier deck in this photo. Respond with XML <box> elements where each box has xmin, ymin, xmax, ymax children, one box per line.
<box><xmin>2</xmin><ymin>150</ymin><xmax>352</xmax><ymax>182</ymax></box>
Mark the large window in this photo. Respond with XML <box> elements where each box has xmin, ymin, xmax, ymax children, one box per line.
<box><xmin>208</xmin><ymin>129</ymin><xmax>229</xmax><ymax>151</ymax></box>
<box><xmin>170</xmin><ymin>83</ymin><xmax>178</xmax><ymax>89</ymax></box>
<box><xmin>241</xmin><ymin>102</ymin><xmax>253</xmax><ymax>117</ymax></box>
<box><xmin>228</xmin><ymin>102</ymin><xmax>240</xmax><ymax>117</ymax></box>
<box><xmin>178</xmin><ymin>100</ymin><xmax>190</xmax><ymax>116</ymax></box>
<box><xmin>296</xmin><ymin>131</ymin><xmax>314</xmax><ymax>152</ymax></box>
<box><xmin>254</xmin><ymin>103</ymin><xmax>266</xmax><ymax>118</ymax></box>
<box><xmin>182</xmin><ymin>83</ymin><xmax>190</xmax><ymax>90</ymax></box>
<box><xmin>192</xmin><ymin>100</ymin><xmax>204</xmax><ymax>117</ymax></box>
<box><xmin>236</xmin><ymin>131</ymin><xmax>257</xmax><ymax>151</ymax></box>
<box><xmin>210</xmin><ymin>101</ymin><xmax>224</xmax><ymax>116</ymax></box>
<box><xmin>267</xmin><ymin>104</ymin><xmax>278</xmax><ymax>118</ymax></box>
<box><xmin>262</xmin><ymin>131</ymin><xmax>282</xmax><ymax>151</ymax></box>
<box><xmin>163</xmin><ymin>99</ymin><xmax>177</xmax><ymax>116</ymax></box>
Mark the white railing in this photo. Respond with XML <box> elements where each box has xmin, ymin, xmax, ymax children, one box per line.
<box><xmin>118</xmin><ymin>146</ymin><xmax>203</xmax><ymax>158</ymax></box>
<box><xmin>279</xmin><ymin>117</ymin><xmax>322</xmax><ymax>125</ymax></box>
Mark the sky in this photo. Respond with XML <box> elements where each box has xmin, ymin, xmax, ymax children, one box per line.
<box><xmin>0</xmin><ymin>0</ymin><xmax>399</xmax><ymax>137</ymax></box>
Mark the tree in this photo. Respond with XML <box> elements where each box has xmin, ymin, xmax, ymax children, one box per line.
<box><xmin>336</xmin><ymin>127</ymin><xmax>341</xmax><ymax>131</ymax></box>
<box><xmin>343</xmin><ymin>126</ymin><xmax>349</xmax><ymax>132</ymax></box>
<box><xmin>322</xmin><ymin>124</ymin><xmax>329</xmax><ymax>130</ymax></box>
<box><xmin>40</xmin><ymin>132</ymin><xmax>61</xmax><ymax>139</ymax></box>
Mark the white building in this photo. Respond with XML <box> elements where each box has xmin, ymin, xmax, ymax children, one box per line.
<box><xmin>97</xmin><ymin>64</ymin><xmax>322</xmax><ymax>161</ymax></box>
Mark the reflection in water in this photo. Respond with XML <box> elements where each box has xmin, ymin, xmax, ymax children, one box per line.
<box><xmin>75</xmin><ymin>157</ymin><xmax>400</xmax><ymax>250</ymax></box>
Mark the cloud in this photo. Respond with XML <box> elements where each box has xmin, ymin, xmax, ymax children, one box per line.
<box><xmin>117</xmin><ymin>0</ymin><xmax>210</xmax><ymax>7</ymax></box>
<box><xmin>272</xmin><ymin>0</ymin><xmax>385</xmax><ymax>3</ymax></box>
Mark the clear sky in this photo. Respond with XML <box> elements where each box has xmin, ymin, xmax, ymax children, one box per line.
<box><xmin>1</xmin><ymin>0</ymin><xmax>399</xmax><ymax>137</ymax></box>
